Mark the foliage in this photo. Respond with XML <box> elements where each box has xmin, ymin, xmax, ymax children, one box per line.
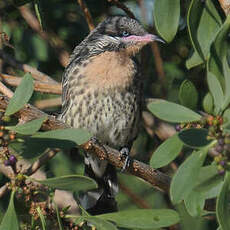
<box><xmin>0</xmin><ymin>0</ymin><xmax>230</xmax><ymax>229</ymax></box>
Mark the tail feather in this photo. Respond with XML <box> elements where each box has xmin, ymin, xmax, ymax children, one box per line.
<box><xmin>79</xmin><ymin>154</ymin><xmax>118</xmax><ymax>214</ymax></box>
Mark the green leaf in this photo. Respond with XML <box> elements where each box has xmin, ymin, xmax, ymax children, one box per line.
<box><xmin>223</xmin><ymin>57</ymin><xmax>230</xmax><ymax>109</ymax></box>
<box><xmin>55</xmin><ymin>204</ymin><xmax>64</xmax><ymax>230</ymax></box>
<box><xmin>150</xmin><ymin>134</ymin><xmax>183</xmax><ymax>168</ymax></box>
<box><xmin>6</xmin><ymin>116</ymin><xmax>47</xmax><ymax>135</ymax></box>
<box><xmin>5</xmin><ymin>73</ymin><xmax>34</xmax><ymax>116</ymax></box>
<box><xmin>216</xmin><ymin>172</ymin><xmax>230</xmax><ymax>230</ymax></box>
<box><xmin>0</xmin><ymin>191</ymin><xmax>19</xmax><ymax>230</ymax></box>
<box><xmin>153</xmin><ymin>0</ymin><xmax>180</xmax><ymax>42</ymax></box>
<box><xmin>223</xmin><ymin>108</ymin><xmax>230</xmax><ymax>129</ymax></box>
<box><xmin>32</xmin><ymin>128</ymin><xmax>92</xmax><ymax>145</ymax></box>
<box><xmin>184</xmin><ymin>190</ymin><xmax>205</xmax><ymax>217</ymax></box>
<box><xmin>186</xmin><ymin>51</ymin><xmax>203</xmax><ymax>69</ymax></box>
<box><xmin>170</xmin><ymin>149</ymin><xmax>207</xmax><ymax>204</ymax></box>
<box><xmin>84</xmin><ymin>217</ymin><xmax>118</xmax><ymax>230</ymax></box>
<box><xmin>207</xmin><ymin>72</ymin><xmax>224</xmax><ymax>114</ymax></box>
<box><xmin>178</xmin><ymin>128</ymin><xmax>211</xmax><ymax>148</ymax></box>
<box><xmin>36</xmin><ymin>175</ymin><xmax>97</xmax><ymax>192</ymax></box>
<box><xmin>194</xmin><ymin>165</ymin><xmax>222</xmax><ymax>197</ymax></box>
<box><xmin>147</xmin><ymin>99</ymin><xmax>201</xmax><ymax>123</ymax></box>
<box><xmin>187</xmin><ymin>0</ymin><xmax>222</xmax><ymax>63</ymax></box>
<box><xmin>37</xmin><ymin>206</ymin><xmax>46</xmax><ymax>230</ymax></box>
<box><xmin>179</xmin><ymin>80</ymin><xmax>198</xmax><ymax>110</ymax></box>
<box><xmin>208</xmin><ymin>15</ymin><xmax>230</xmax><ymax>83</ymax></box>
<box><xmin>97</xmin><ymin>209</ymin><xmax>180</xmax><ymax>229</ymax></box>
<box><xmin>34</xmin><ymin>0</ymin><xmax>43</xmax><ymax>31</ymax></box>
<box><xmin>202</xmin><ymin>93</ymin><xmax>214</xmax><ymax>114</ymax></box>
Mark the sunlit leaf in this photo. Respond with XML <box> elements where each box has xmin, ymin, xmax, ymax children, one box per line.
<box><xmin>207</xmin><ymin>72</ymin><xmax>224</xmax><ymax>114</ymax></box>
<box><xmin>202</xmin><ymin>93</ymin><xmax>214</xmax><ymax>114</ymax></box>
<box><xmin>186</xmin><ymin>51</ymin><xmax>203</xmax><ymax>69</ymax></box>
<box><xmin>170</xmin><ymin>149</ymin><xmax>207</xmax><ymax>204</ymax></box>
<box><xmin>184</xmin><ymin>190</ymin><xmax>205</xmax><ymax>217</ymax></box>
<box><xmin>32</xmin><ymin>128</ymin><xmax>92</xmax><ymax>145</ymax></box>
<box><xmin>147</xmin><ymin>99</ymin><xmax>201</xmax><ymax>123</ymax></box>
<box><xmin>5</xmin><ymin>73</ymin><xmax>34</xmax><ymax>116</ymax></box>
<box><xmin>179</xmin><ymin>80</ymin><xmax>198</xmax><ymax>110</ymax></box>
<box><xmin>187</xmin><ymin>0</ymin><xmax>222</xmax><ymax>63</ymax></box>
<box><xmin>97</xmin><ymin>209</ymin><xmax>180</xmax><ymax>229</ymax></box>
<box><xmin>0</xmin><ymin>191</ymin><xmax>19</xmax><ymax>230</ymax></box>
<box><xmin>85</xmin><ymin>217</ymin><xmax>118</xmax><ymax>230</ymax></box>
<box><xmin>208</xmin><ymin>15</ymin><xmax>230</xmax><ymax>83</ymax></box>
<box><xmin>150</xmin><ymin>134</ymin><xmax>183</xmax><ymax>168</ymax></box>
<box><xmin>223</xmin><ymin>57</ymin><xmax>230</xmax><ymax>109</ymax></box>
<box><xmin>37</xmin><ymin>206</ymin><xmax>46</xmax><ymax>230</ymax></box>
<box><xmin>6</xmin><ymin>116</ymin><xmax>47</xmax><ymax>135</ymax></box>
<box><xmin>154</xmin><ymin>0</ymin><xmax>180</xmax><ymax>42</ymax></box>
<box><xmin>216</xmin><ymin>172</ymin><xmax>230</xmax><ymax>230</ymax></box>
<box><xmin>36</xmin><ymin>175</ymin><xmax>97</xmax><ymax>192</ymax></box>
<box><xmin>55</xmin><ymin>203</ymin><xmax>64</xmax><ymax>230</ymax></box>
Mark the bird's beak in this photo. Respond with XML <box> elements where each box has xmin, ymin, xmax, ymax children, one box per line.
<box><xmin>147</xmin><ymin>34</ymin><xmax>165</xmax><ymax>43</ymax></box>
<box><xmin>122</xmin><ymin>34</ymin><xmax>165</xmax><ymax>43</ymax></box>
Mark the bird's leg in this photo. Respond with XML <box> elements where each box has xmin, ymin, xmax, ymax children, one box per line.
<box><xmin>119</xmin><ymin>147</ymin><xmax>131</xmax><ymax>172</ymax></box>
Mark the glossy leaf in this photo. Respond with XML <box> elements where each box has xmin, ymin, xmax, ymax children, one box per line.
<box><xmin>154</xmin><ymin>0</ymin><xmax>180</xmax><ymax>42</ymax></box>
<box><xmin>85</xmin><ymin>217</ymin><xmax>118</xmax><ymax>230</ymax></box>
<box><xmin>97</xmin><ymin>209</ymin><xmax>180</xmax><ymax>229</ymax></box>
<box><xmin>32</xmin><ymin>128</ymin><xmax>92</xmax><ymax>145</ymax></box>
<box><xmin>147</xmin><ymin>99</ymin><xmax>201</xmax><ymax>123</ymax></box>
<box><xmin>0</xmin><ymin>191</ymin><xmax>19</xmax><ymax>230</ymax></box>
<box><xmin>216</xmin><ymin>172</ymin><xmax>230</xmax><ymax>230</ymax></box>
<box><xmin>207</xmin><ymin>72</ymin><xmax>224</xmax><ymax>114</ymax></box>
<box><xmin>6</xmin><ymin>116</ymin><xmax>47</xmax><ymax>135</ymax></box>
<box><xmin>150</xmin><ymin>134</ymin><xmax>183</xmax><ymax>168</ymax></box>
<box><xmin>36</xmin><ymin>175</ymin><xmax>97</xmax><ymax>192</ymax></box>
<box><xmin>187</xmin><ymin>0</ymin><xmax>222</xmax><ymax>63</ymax></box>
<box><xmin>178</xmin><ymin>128</ymin><xmax>211</xmax><ymax>148</ymax></box>
<box><xmin>5</xmin><ymin>73</ymin><xmax>34</xmax><ymax>116</ymax></box>
<box><xmin>170</xmin><ymin>149</ymin><xmax>207</xmax><ymax>204</ymax></box>
<box><xmin>179</xmin><ymin>80</ymin><xmax>198</xmax><ymax>110</ymax></box>
<box><xmin>202</xmin><ymin>93</ymin><xmax>214</xmax><ymax>114</ymax></box>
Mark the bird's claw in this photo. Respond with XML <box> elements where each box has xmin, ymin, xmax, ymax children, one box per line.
<box><xmin>120</xmin><ymin>147</ymin><xmax>131</xmax><ymax>172</ymax></box>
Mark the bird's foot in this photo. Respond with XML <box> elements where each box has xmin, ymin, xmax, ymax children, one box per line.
<box><xmin>119</xmin><ymin>147</ymin><xmax>131</xmax><ymax>172</ymax></box>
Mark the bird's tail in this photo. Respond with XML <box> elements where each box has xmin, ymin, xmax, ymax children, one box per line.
<box><xmin>79</xmin><ymin>153</ymin><xmax>118</xmax><ymax>215</ymax></box>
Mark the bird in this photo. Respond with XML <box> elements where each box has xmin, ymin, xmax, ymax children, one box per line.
<box><xmin>60</xmin><ymin>15</ymin><xmax>163</xmax><ymax>215</ymax></box>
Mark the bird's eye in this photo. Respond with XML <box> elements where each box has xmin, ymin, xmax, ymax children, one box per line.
<box><xmin>122</xmin><ymin>31</ymin><xmax>129</xmax><ymax>37</ymax></box>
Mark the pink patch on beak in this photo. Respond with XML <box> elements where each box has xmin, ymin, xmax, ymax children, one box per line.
<box><xmin>123</xmin><ymin>34</ymin><xmax>165</xmax><ymax>43</ymax></box>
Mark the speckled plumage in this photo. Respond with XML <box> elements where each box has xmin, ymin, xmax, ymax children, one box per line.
<box><xmin>60</xmin><ymin>16</ymin><xmax>162</xmax><ymax>214</ymax></box>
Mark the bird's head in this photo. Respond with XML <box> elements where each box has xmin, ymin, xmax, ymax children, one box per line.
<box><xmin>86</xmin><ymin>16</ymin><xmax>164</xmax><ymax>56</ymax></box>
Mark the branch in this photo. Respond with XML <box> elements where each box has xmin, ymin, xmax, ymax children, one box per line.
<box><xmin>77</xmin><ymin>0</ymin><xmax>95</xmax><ymax>31</ymax></box>
<box><xmin>218</xmin><ymin>0</ymin><xmax>230</xmax><ymax>15</ymax></box>
<box><xmin>18</xmin><ymin>6</ymin><xmax>70</xmax><ymax>67</ymax></box>
<box><xmin>0</xmin><ymin>49</ymin><xmax>58</xmax><ymax>84</ymax></box>
<box><xmin>0</xmin><ymin>95</ymin><xmax>170</xmax><ymax>193</ymax></box>
<box><xmin>0</xmin><ymin>81</ymin><xmax>13</xmax><ymax>98</ymax></box>
<box><xmin>35</xmin><ymin>97</ymin><xmax>62</xmax><ymax>109</ymax></box>
<box><xmin>0</xmin><ymin>73</ymin><xmax>62</xmax><ymax>95</ymax></box>
<box><xmin>24</xmin><ymin>149</ymin><xmax>59</xmax><ymax>176</ymax></box>
<box><xmin>107</xmin><ymin>0</ymin><xmax>135</xmax><ymax>19</ymax></box>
